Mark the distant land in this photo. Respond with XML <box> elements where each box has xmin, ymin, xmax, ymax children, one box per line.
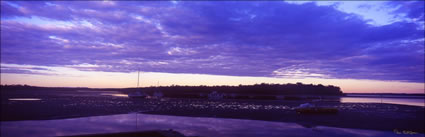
<box><xmin>1</xmin><ymin>83</ymin><xmax>341</xmax><ymax>94</ymax></box>
<box><xmin>3</xmin><ymin>84</ymin><xmax>424</xmax><ymax>98</ymax></box>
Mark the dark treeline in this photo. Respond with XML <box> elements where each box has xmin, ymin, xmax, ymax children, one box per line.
<box><xmin>122</xmin><ymin>83</ymin><xmax>343</xmax><ymax>96</ymax></box>
<box><xmin>1</xmin><ymin>83</ymin><xmax>343</xmax><ymax>96</ymax></box>
<box><xmin>0</xmin><ymin>84</ymin><xmax>90</xmax><ymax>92</ymax></box>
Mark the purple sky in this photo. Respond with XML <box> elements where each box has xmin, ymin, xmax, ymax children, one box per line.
<box><xmin>1</xmin><ymin>1</ymin><xmax>424</xmax><ymax>90</ymax></box>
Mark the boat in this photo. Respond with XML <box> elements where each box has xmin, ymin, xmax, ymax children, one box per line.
<box><xmin>295</xmin><ymin>107</ymin><xmax>339</xmax><ymax>114</ymax></box>
<box><xmin>128</xmin><ymin>91</ymin><xmax>148</xmax><ymax>98</ymax></box>
<box><xmin>128</xmin><ymin>69</ymin><xmax>148</xmax><ymax>98</ymax></box>
<box><xmin>153</xmin><ymin>91</ymin><xmax>164</xmax><ymax>99</ymax></box>
<box><xmin>208</xmin><ymin>91</ymin><xmax>224</xmax><ymax>100</ymax></box>
<box><xmin>295</xmin><ymin>103</ymin><xmax>338</xmax><ymax>114</ymax></box>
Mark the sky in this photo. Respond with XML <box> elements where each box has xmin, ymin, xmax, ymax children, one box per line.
<box><xmin>1</xmin><ymin>1</ymin><xmax>424</xmax><ymax>93</ymax></box>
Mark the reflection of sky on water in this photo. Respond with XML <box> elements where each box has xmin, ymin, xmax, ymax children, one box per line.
<box><xmin>341</xmin><ymin>97</ymin><xmax>425</xmax><ymax>107</ymax></box>
<box><xmin>1</xmin><ymin>113</ymin><xmax>423</xmax><ymax>137</ymax></box>
<box><xmin>8</xmin><ymin>98</ymin><xmax>41</xmax><ymax>101</ymax></box>
<box><xmin>100</xmin><ymin>93</ymin><xmax>129</xmax><ymax>97</ymax></box>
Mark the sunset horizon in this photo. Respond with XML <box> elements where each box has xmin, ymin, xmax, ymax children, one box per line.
<box><xmin>1</xmin><ymin>71</ymin><xmax>424</xmax><ymax>94</ymax></box>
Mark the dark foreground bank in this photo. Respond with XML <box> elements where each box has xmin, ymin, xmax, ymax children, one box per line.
<box><xmin>1</xmin><ymin>86</ymin><xmax>424</xmax><ymax>135</ymax></box>
<box><xmin>2</xmin><ymin>96</ymin><xmax>424</xmax><ymax>134</ymax></box>
<box><xmin>61</xmin><ymin>130</ymin><xmax>187</xmax><ymax>137</ymax></box>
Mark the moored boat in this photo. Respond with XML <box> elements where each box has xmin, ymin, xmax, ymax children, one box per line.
<box><xmin>128</xmin><ymin>69</ymin><xmax>149</xmax><ymax>98</ymax></box>
<box><xmin>295</xmin><ymin>107</ymin><xmax>339</xmax><ymax>114</ymax></box>
<box><xmin>128</xmin><ymin>91</ymin><xmax>148</xmax><ymax>98</ymax></box>
<box><xmin>295</xmin><ymin>103</ymin><xmax>338</xmax><ymax>114</ymax></box>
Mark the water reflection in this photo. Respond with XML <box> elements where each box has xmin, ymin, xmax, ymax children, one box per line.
<box><xmin>100</xmin><ymin>93</ymin><xmax>129</xmax><ymax>97</ymax></box>
<box><xmin>8</xmin><ymin>98</ymin><xmax>41</xmax><ymax>101</ymax></box>
<box><xmin>341</xmin><ymin>97</ymin><xmax>425</xmax><ymax>107</ymax></box>
<box><xmin>1</xmin><ymin>113</ymin><xmax>422</xmax><ymax>137</ymax></box>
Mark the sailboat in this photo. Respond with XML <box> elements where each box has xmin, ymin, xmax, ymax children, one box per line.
<box><xmin>128</xmin><ymin>69</ymin><xmax>147</xmax><ymax>98</ymax></box>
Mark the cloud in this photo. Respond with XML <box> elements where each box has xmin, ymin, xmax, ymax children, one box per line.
<box><xmin>0</xmin><ymin>64</ymin><xmax>53</xmax><ymax>75</ymax></box>
<box><xmin>167</xmin><ymin>47</ymin><xmax>197</xmax><ymax>56</ymax></box>
<box><xmin>1</xmin><ymin>1</ymin><xmax>424</xmax><ymax>82</ymax></box>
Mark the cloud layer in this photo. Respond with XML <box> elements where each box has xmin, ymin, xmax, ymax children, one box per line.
<box><xmin>1</xmin><ymin>1</ymin><xmax>424</xmax><ymax>82</ymax></box>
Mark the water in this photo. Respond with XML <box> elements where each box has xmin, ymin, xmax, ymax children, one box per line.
<box><xmin>100</xmin><ymin>93</ymin><xmax>129</xmax><ymax>97</ymax></box>
<box><xmin>8</xmin><ymin>98</ymin><xmax>42</xmax><ymax>101</ymax></box>
<box><xmin>341</xmin><ymin>97</ymin><xmax>424</xmax><ymax>107</ymax></box>
<box><xmin>1</xmin><ymin>113</ymin><xmax>422</xmax><ymax>137</ymax></box>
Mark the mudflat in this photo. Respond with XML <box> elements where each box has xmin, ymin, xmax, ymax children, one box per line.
<box><xmin>1</xmin><ymin>89</ymin><xmax>424</xmax><ymax>133</ymax></box>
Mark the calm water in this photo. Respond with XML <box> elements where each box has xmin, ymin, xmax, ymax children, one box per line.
<box><xmin>8</xmin><ymin>98</ymin><xmax>42</xmax><ymax>101</ymax></box>
<box><xmin>341</xmin><ymin>97</ymin><xmax>425</xmax><ymax>107</ymax></box>
<box><xmin>1</xmin><ymin>113</ymin><xmax>422</xmax><ymax>137</ymax></box>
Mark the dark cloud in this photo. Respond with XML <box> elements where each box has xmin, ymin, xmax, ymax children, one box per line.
<box><xmin>0</xmin><ymin>1</ymin><xmax>26</xmax><ymax>18</ymax></box>
<box><xmin>0</xmin><ymin>65</ymin><xmax>52</xmax><ymax>75</ymax></box>
<box><xmin>1</xmin><ymin>1</ymin><xmax>424</xmax><ymax>82</ymax></box>
<box><xmin>390</xmin><ymin>1</ymin><xmax>425</xmax><ymax>21</ymax></box>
